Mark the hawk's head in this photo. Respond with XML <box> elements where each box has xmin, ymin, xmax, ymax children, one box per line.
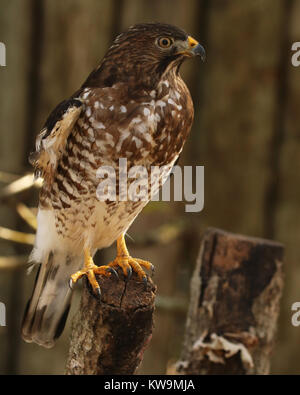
<box><xmin>84</xmin><ymin>23</ymin><xmax>205</xmax><ymax>91</ymax></box>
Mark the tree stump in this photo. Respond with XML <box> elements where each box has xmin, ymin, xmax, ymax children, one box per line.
<box><xmin>176</xmin><ymin>228</ymin><xmax>284</xmax><ymax>375</ymax></box>
<box><xmin>65</xmin><ymin>270</ymin><xmax>156</xmax><ymax>375</ymax></box>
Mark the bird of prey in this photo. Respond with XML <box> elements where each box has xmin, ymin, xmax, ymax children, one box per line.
<box><xmin>21</xmin><ymin>23</ymin><xmax>205</xmax><ymax>348</ymax></box>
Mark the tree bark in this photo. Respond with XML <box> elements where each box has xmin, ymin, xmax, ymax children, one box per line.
<box><xmin>65</xmin><ymin>270</ymin><xmax>156</xmax><ymax>375</ymax></box>
<box><xmin>176</xmin><ymin>228</ymin><xmax>284</xmax><ymax>375</ymax></box>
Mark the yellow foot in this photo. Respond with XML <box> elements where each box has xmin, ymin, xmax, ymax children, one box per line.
<box><xmin>70</xmin><ymin>234</ymin><xmax>153</xmax><ymax>299</ymax></box>
<box><xmin>107</xmin><ymin>234</ymin><xmax>154</xmax><ymax>286</ymax></box>
<box><xmin>69</xmin><ymin>248</ymin><xmax>118</xmax><ymax>299</ymax></box>
<box><xmin>108</xmin><ymin>255</ymin><xmax>153</xmax><ymax>285</ymax></box>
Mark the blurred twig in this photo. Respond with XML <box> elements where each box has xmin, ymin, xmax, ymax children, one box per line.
<box><xmin>0</xmin><ymin>255</ymin><xmax>28</xmax><ymax>270</ymax></box>
<box><xmin>0</xmin><ymin>171</ymin><xmax>38</xmax><ymax>247</ymax></box>
<box><xmin>16</xmin><ymin>203</ymin><xmax>37</xmax><ymax>230</ymax></box>
<box><xmin>0</xmin><ymin>226</ymin><xmax>34</xmax><ymax>245</ymax></box>
<box><xmin>0</xmin><ymin>173</ymin><xmax>42</xmax><ymax>200</ymax></box>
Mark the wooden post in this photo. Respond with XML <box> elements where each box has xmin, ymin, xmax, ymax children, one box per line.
<box><xmin>65</xmin><ymin>271</ymin><xmax>156</xmax><ymax>375</ymax></box>
<box><xmin>176</xmin><ymin>228</ymin><xmax>284</xmax><ymax>375</ymax></box>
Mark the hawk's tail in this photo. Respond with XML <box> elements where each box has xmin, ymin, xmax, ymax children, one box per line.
<box><xmin>21</xmin><ymin>251</ymin><xmax>82</xmax><ymax>348</ymax></box>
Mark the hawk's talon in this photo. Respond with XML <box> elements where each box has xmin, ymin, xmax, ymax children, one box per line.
<box><xmin>142</xmin><ymin>275</ymin><xmax>148</xmax><ymax>290</ymax></box>
<box><xmin>148</xmin><ymin>263</ymin><xmax>155</xmax><ymax>277</ymax></box>
<box><xmin>106</xmin><ymin>234</ymin><xmax>154</xmax><ymax>285</ymax></box>
<box><xmin>109</xmin><ymin>267</ymin><xmax>119</xmax><ymax>278</ymax></box>
<box><xmin>125</xmin><ymin>266</ymin><xmax>133</xmax><ymax>281</ymax></box>
<box><xmin>95</xmin><ymin>287</ymin><xmax>102</xmax><ymax>301</ymax></box>
<box><xmin>98</xmin><ymin>266</ymin><xmax>119</xmax><ymax>279</ymax></box>
<box><xmin>69</xmin><ymin>278</ymin><xmax>74</xmax><ymax>290</ymax></box>
<box><xmin>108</xmin><ymin>256</ymin><xmax>151</xmax><ymax>283</ymax></box>
<box><xmin>70</xmin><ymin>248</ymin><xmax>118</xmax><ymax>297</ymax></box>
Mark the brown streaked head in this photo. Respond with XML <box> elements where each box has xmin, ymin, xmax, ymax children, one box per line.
<box><xmin>83</xmin><ymin>23</ymin><xmax>205</xmax><ymax>91</ymax></box>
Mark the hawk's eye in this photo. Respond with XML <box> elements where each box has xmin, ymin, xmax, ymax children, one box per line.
<box><xmin>157</xmin><ymin>37</ymin><xmax>174</xmax><ymax>49</ymax></box>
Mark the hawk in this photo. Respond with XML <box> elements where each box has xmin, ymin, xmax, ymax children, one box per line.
<box><xmin>22</xmin><ymin>23</ymin><xmax>205</xmax><ymax>348</ymax></box>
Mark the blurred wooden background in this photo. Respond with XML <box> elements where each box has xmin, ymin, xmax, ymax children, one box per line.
<box><xmin>0</xmin><ymin>0</ymin><xmax>300</xmax><ymax>374</ymax></box>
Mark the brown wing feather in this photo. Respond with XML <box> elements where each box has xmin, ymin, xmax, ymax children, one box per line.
<box><xmin>30</xmin><ymin>98</ymin><xmax>83</xmax><ymax>183</ymax></box>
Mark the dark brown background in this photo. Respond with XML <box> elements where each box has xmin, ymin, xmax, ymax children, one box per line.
<box><xmin>0</xmin><ymin>0</ymin><xmax>299</xmax><ymax>374</ymax></box>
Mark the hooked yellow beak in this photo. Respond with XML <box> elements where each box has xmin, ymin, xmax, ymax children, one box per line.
<box><xmin>177</xmin><ymin>36</ymin><xmax>206</xmax><ymax>61</ymax></box>
<box><xmin>187</xmin><ymin>36</ymin><xmax>199</xmax><ymax>49</ymax></box>
<box><xmin>187</xmin><ymin>36</ymin><xmax>206</xmax><ymax>61</ymax></box>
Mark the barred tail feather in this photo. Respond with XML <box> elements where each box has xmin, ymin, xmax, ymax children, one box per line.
<box><xmin>22</xmin><ymin>251</ymin><xmax>82</xmax><ymax>348</ymax></box>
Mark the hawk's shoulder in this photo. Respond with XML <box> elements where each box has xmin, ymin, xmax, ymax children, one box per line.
<box><xmin>30</xmin><ymin>97</ymin><xmax>83</xmax><ymax>182</ymax></box>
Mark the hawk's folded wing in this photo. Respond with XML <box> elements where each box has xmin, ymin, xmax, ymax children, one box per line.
<box><xmin>30</xmin><ymin>98</ymin><xmax>83</xmax><ymax>183</ymax></box>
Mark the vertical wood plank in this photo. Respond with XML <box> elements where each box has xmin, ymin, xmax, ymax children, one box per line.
<box><xmin>187</xmin><ymin>0</ymin><xmax>285</xmax><ymax>236</ymax></box>
<box><xmin>271</xmin><ymin>0</ymin><xmax>300</xmax><ymax>374</ymax></box>
<box><xmin>0</xmin><ymin>0</ymin><xmax>34</xmax><ymax>374</ymax></box>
